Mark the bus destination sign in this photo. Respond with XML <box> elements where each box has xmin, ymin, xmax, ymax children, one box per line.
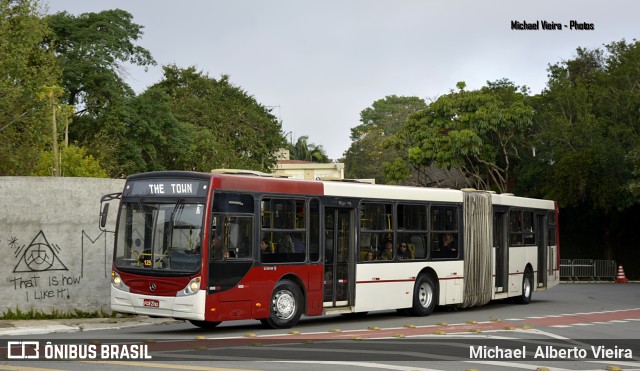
<box><xmin>125</xmin><ymin>179</ymin><xmax>208</xmax><ymax>197</ymax></box>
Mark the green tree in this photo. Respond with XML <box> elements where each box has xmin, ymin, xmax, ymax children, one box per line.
<box><xmin>386</xmin><ymin>81</ymin><xmax>534</xmax><ymax>193</ymax></box>
<box><xmin>531</xmin><ymin>45</ymin><xmax>636</xmax><ymax>211</ymax></box>
<box><xmin>45</xmin><ymin>9</ymin><xmax>155</xmax><ymax>113</ymax></box>
<box><xmin>343</xmin><ymin>95</ymin><xmax>426</xmax><ymax>183</ymax></box>
<box><xmin>89</xmin><ymin>88</ymin><xmax>195</xmax><ymax>176</ymax></box>
<box><xmin>32</xmin><ymin>145</ymin><xmax>108</xmax><ymax>177</ymax></box>
<box><xmin>289</xmin><ymin>135</ymin><xmax>331</xmax><ymax>163</ymax></box>
<box><xmin>0</xmin><ymin>0</ymin><xmax>61</xmax><ymax>175</ymax></box>
<box><xmin>525</xmin><ymin>40</ymin><xmax>640</xmax><ymax>264</ymax></box>
<box><xmin>152</xmin><ymin>65</ymin><xmax>286</xmax><ymax>172</ymax></box>
<box><xmin>42</xmin><ymin>8</ymin><xmax>157</xmax><ymax>177</ymax></box>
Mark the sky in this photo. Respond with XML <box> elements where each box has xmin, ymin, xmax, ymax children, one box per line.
<box><xmin>45</xmin><ymin>0</ymin><xmax>639</xmax><ymax>160</ymax></box>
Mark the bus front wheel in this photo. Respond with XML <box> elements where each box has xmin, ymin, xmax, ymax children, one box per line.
<box><xmin>409</xmin><ymin>274</ymin><xmax>437</xmax><ymax>316</ymax></box>
<box><xmin>260</xmin><ymin>279</ymin><xmax>303</xmax><ymax>329</ymax></box>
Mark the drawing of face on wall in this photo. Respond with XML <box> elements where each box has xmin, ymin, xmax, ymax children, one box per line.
<box><xmin>13</xmin><ymin>231</ymin><xmax>68</xmax><ymax>273</ymax></box>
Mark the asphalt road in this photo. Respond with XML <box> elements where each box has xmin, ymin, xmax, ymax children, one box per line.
<box><xmin>1</xmin><ymin>282</ymin><xmax>639</xmax><ymax>371</ymax></box>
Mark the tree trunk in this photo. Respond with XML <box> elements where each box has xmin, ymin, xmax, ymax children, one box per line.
<box><xmin>51</xmin><ymin>94</ymin><xmax>59</xmax><ymax>177</ymax></box>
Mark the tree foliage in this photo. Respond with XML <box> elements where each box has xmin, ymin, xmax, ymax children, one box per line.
<box><xmin>511</xmin><ymin>39</ymin><xmax>640</xmax><ymax>263</ymax></box>
<box><xmin>33</xmin><ymin>145</ymin><xmax>108</xmax><ymax>177</ymax></box>
<box><xmin>44</xmin><ymin>8</ymin><xmax>157</xmax><ymax>174</ymax></box>
<box><xmin>289</xmin><ymin>135</ymin><xmax>330</xmax><ymax>163</ymax></box>
<box><xmin>530</xmin><ymin>40</ymin><xmax>640</xmax><ymax>211</ymax></box>
<box><xmin>343</xmin><ymin>95</ymin><xmax>426</xmax><ymax>183</ymax></box>
<box><xmin>85</xmin><ymin>88</ymin><xmax>195</xmax><ymax>177</ymax></box>
<box><xmin>3</xmin><ymin>5</ymin><xmax>289</xmax><ymax>178</ymax></box>
<box><xmin>0</xmin><ymin>0</ymin><xmax>61</xmax><ymax>175</ymax></box>
<box><xmin>386</xmin><ymin>81</ymin><xmax>533</xmax><ymax>192</ymax></box>
<box><xmin>45</xmin><ymin>9</ymin><xmax>155</xmax><ymax>112</ymax></box>
<box><xmin>151</xmin><ymin>65</ymin><xmax>286</xmax><ymax>172</ymax></box>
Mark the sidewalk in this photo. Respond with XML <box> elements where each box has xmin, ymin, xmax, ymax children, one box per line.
<box><xmin>0</xmin><ymin>316</ymin><xmax>179</xmax><ymax>336</ymax></box>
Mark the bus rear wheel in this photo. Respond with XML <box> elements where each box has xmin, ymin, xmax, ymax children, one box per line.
<box><xmin>188</xmin><ymin>320</ymin><xmax>222</xmax><ymax>329</ymax></box>
<box><xmin>514</xmin><ymin>269</ymin><xmax>533</xmax><ymax>304</ymax></box>
<box><xmin>260</xmin><ymin>279</ymin><xmax>303</xmax><ymax>329</ymax></box>
<box><xmin>409</xmin><ymin>274</ymin><xmax>437</xmax><ymax>316</ymax></box>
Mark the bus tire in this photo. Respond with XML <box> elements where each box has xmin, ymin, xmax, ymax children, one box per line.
<box><xmin>188</xmin><ymin>320</ymin><xmax>222</xmax><ymax>329</ymax></box>
<box><xmin>514</xmin><ymin>269</ymin><xmax>533</xmax><ymax>304</ymax></box>
<box><xmin>409</xmin><ymin>274</ymin><xmax>437</xmax><ymax>316</ymax></box>
<box><xmin>260</xmin><ymin>279</ymin><xmax>303</xmax><ymax>329</ymax></box>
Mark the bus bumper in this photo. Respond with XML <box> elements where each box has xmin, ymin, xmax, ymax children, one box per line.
<box><xmin>111</xmin><ymin>286</ymin><xmax>206</xmax><ymax>321</ymax></box>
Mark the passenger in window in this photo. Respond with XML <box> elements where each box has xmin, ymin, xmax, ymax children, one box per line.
<box><xmin>364</xmin><ymin>250</ymin><xmax>375</xmax><ymax>261</ymax></box>
<box><xmin>260</xmin><ymin>239</ymin><xmax>272</xmax><ymax>254</ymax></box>
<box><xmin>442</xmin><ymin>233</ymin><xmax>458</xmax><ymax>257</ymax></box>
<box><xmin>211</xmin><ymin>234</ymin><xmax>224</xmax><ymax>259</ymax></box>
<box><xmin>398</xmin><ymin>242</ymin><xmax>412</xmax><ymax>260</ymax></box>
<box><xmin>278</xmin><ymin>234</ymin><xmax>295</xmax><ymax>253</ymax></box>
<box><xmin>380</xmin><ymin>240</ymin><xmax>394</xmax><ymax>260</ymax></box>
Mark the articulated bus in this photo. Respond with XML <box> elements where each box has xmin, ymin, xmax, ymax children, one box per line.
<box><xmin>99</xmin><ymin>170</ymin><xmax>560</xmax><ymax>329</ymax></box>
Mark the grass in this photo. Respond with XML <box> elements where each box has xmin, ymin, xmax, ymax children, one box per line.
<box><xmin>0</xmin><ymin>307</ymin><xmax>122</xmax><ymax>320</ymax></box>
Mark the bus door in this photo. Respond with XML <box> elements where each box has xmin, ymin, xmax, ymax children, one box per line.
<box><xmin>536</xmin><ymin>214</ymin><xmax>548</xmax><ymax>288</ymax></box>
<box><xmin>493</xmin><ymin>210</ymin><xmax>508</xmax><ymax>293</ymax></box>
<box><xmin>323</xmin><ymin>207</ymin><xmax>355</xmax><ymax>308</ymax></box>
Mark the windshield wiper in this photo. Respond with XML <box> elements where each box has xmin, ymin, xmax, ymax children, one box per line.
<box><xmin>170</xmin><ymin>198</ymin><xmax>185</xmax><ymax>227</ymax></box>
<box><xmin>165</xmin><ymin>198</ymin><xmax>186</xmax><ymax>258</ymax></box>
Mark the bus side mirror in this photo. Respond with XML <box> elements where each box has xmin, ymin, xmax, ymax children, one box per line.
<box><xmin>99</xmin><ymin>192</ymin><xmax>121</xmax><ymax>232</ymax></box>
<box><xmin>100</xmin><ymin>203</ymin><xmax>109</xmax><ymax>229</ymax></box>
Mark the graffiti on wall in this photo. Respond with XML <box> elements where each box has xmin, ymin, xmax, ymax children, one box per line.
<box><xmin>81</xmin><ymin>230</ymin><xmax>110</xmax><ymax>278</ymax></box>
<box><xmin>6</xmin><ymin>229</ymin><xmax>111</xmax><ymax>304</ymax></box>
<box><xmin>8</xmin><ymin>231</ymin><xmax>78</xmax><ymax>302</ymax></box>
<box><xmin>11</xmin><ymin>231</ymin><xmax>68</xmax><ymax>273</ymax></box>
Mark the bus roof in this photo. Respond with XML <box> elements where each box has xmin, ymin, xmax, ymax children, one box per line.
<box><xmin>213</xmin><ymin>173</ymin><xmax>324</xmax><ymax>195</ymax></box>
<box><xmin>323</xmin><ymin>181</ymin><xmax>463</xmax><ymax>203</ymax></box>
<box><xmin>125</xmin><ymin>171</ymin><xmax>555</xmax><ymax>209</ymax></box>
<box><xmin>490</xmin><ymin>192</ymin><xmax>555</xmax><ymax>210</ymax></box>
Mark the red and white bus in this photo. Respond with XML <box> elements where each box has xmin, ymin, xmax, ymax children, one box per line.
<box><xmin>100</xmin><ymin>170</ymin><xmax>560</xmax><ymax>329</ymax></box>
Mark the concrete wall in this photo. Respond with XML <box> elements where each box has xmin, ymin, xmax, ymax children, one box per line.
<box><xmin>0</xmin><ymin>177</ymin><xmax>125</xmax><ymax>314</ymax></box>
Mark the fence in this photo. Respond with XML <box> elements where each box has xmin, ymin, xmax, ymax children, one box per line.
<box><xmin>559</xmin><ymin>259</ymin><xmax>617</xmax><ymax>282</ymax></box>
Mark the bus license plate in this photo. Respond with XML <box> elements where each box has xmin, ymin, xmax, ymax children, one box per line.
<box><xmin>143</xmin><ymin>299</ymin><xmax>159</xmax><ymax>308</ymax></box>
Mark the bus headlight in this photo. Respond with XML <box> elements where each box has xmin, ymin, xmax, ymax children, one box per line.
<box><xmin>111</xmin><ymin>271</ymin><xmax>129</xmax><ymax>292</ymax></box>
<box><xmin>177</xmin><ymin>277</ymin><xmax>201</xmax><ymax>297</ymax></box>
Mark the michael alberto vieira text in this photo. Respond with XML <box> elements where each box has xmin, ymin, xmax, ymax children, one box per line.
<box><xmin>470</xmin><ymin>345</ymin><xmax>632</xmax><ymax>360</ymax></box>
<box><xmin>511</xmin><ymin>20</ymin><xmax>594</xmax><ymax>30</ymax></box>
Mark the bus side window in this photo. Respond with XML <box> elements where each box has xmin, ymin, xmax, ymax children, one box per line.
<box><xmin>509</xmin><ymin>210</ymin><xmax>523</xmax><ymax>245</ymax></box>
<box><xmin>430</xmin><ymin>205</ymin><xmax>459</xmax><ymax>259</ymax></box>
<box><xmin>260</xmin><ymin>197</ymin><xmax>306</xmax><ymax>263</ymax></box>
<box><xmin>397</xmin><ymin>203</ymin><xmax>428</xmax><ymax>259</ymax></box>
<box><xmin>548</xmin><ymin>211</ymin><xmax>557</xmax><ymax>246</ymax></box>
<box><xmin>211</xmin><ymin>215</ymin><xmax>253</xmax><ymax>260</ymax></box>
<box><xmin>522</xmin><ymin>211</ymin><xmax>535</xmax><ymax>245</ymax></box>
<box><xmin>210</xmin><ymin>215</ymin><xmax>224</xmax><ymax>260</ymax></box>
<box><xmin>360</xmin><ymin>202</ymin><xmax>393</xmax><ymax>261</ymax></box>
<box><xmin>233</xmin><ymin>215</ymin><xmax>253</xmax><ymax>258</ymax></box>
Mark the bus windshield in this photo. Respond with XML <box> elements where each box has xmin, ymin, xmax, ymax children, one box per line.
<box><xmin>114</xmin><ymin>200</ymin><xmax>205</xmax><ymax>273</ymax></box>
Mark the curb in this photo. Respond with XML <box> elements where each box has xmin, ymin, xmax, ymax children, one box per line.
<box><xmin>0</xmin><ymin>316</ymin><xmax>181</xmax><ymax>336</ymax></box>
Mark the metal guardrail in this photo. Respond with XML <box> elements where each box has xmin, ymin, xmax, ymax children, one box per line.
<box><xmin>559</xmin><ymin>259</ymin><xmax>617</xmax><ymax>282</ymax></box>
